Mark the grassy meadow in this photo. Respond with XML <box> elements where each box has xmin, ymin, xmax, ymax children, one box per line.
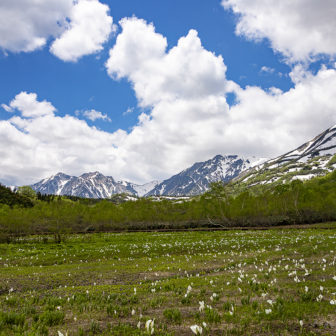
<box><xmin>0</xmin><ymin>227</ymin><xmax>336</xmax><ymax>335</ymax></box>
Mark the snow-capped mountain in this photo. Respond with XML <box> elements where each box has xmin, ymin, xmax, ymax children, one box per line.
<box><xmin>31</xmin><ymin>172</ymin><xmax>159</xmax><ymax>198</ymax></box>
<box><xmin>234</xmin><ymin>124</ymin><xmax>336</xmax><ymax>187</ymax></box>
<box><xmin>146</xmin><ymin>155</ymin><xmax>267</xmax><ymax>196</ymax></box>
<box><xmin>32</xmin><ymin>172</ymin><xmax>74</xmax><ymax>196</ymax></box>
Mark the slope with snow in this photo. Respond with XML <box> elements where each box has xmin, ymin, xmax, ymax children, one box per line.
<box><xmin>146</xmin><ymin>155</ymin><xmax>267</xmax><ymax>196</ymax></box>
<box><xmin>234</xmin><ymin>124</ymin><xmax>336</xmax><ymax>188</ymax></box>
<box><xmin>123</xmin><ymin>180</ymin><xmax>160</xmax><ymax>197</ymax></box>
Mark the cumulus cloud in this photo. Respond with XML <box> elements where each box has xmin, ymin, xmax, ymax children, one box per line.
<box><xmin>81</xmin><ymin>109</ymin><xmax>111</xmax><ymax>122</ymax></box>
<box><xmin>222</xmin><ymin>0</ymin><xmax>336</xmax><ymax>62</ymax></box>
<box><xmin>106</xmin><ymin>17</ymin><xmax>234</xmax><ymax>107</ymax></box>
<box><xmin>0</xmin><ymin>0</ymin><xmax>114</xmax><ymax>61</ymax></box>
<box><xmin>50</xmin><ymin>0</ymin><xmax>115</xmax><ymax>62</ymax></box>
<box><xmin>0</xmin><ymin>0</ymin><xmax>72</xmax><ymax>52</ymax></box>
<box><xmin>2</xmin><ymin>18</ymin><xmax>336</xmax><ymax>186</ymax></box>
<box><xmin>8</xmin><ymin>92</ymin><xmax>56</xmax><ymax>118</ymax></box>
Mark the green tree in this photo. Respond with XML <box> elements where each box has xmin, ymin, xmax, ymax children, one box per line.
<box><xmin>17</xmin><ymin>186</ymin><xmax>37</xmax><ymax>199</ymax></box>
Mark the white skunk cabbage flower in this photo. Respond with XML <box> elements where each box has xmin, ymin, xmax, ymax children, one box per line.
<box><xmin>145</xmin><ymin>319</ymin><xmax>155</xmax><ymax>335</ymax></box>
<box><xmin>190</xmin><ymin>325</ymin><xmax>203</xmax><ymax>335</ymax></box>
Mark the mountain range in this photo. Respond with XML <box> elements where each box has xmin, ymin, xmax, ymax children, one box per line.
<box><xmin>30</xmin><ymin>155</ymin><xmax>263</xmax><ymax>198</ymax></box>
<box><xmin>31</xmin><ymin>172</ymin><xmax>159</xmax><ymax>198</ymax></box>
<box><xmin>29</xmin><ymin>124</ymin><xmax>336</xmax><ymax>198</ymax></box>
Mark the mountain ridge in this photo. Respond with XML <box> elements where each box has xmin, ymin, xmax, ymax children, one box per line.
<box><xmin>146</xmin><ymin>154</ymin><xmax>267</xmax><ymax>196</ymax></box>
<box><xmin>31</xmin><ymin>172</ymin><xmax>159</xmax><ymax>198</ymax></box>
<box><xmin>30</xmin><ymin>155</ymin><xmax>267</xmax><ymax>198</ymax></box>
<box><xmin>232</xmin><ymin>124</ymin><xmax>336</xmax><ymax>190</ymax></box>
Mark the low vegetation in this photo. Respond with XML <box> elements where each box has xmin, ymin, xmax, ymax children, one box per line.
<box><xmin>0</xmin><ymin>229</ymin><xmax>335</xmax><ymax>335</ymax></box>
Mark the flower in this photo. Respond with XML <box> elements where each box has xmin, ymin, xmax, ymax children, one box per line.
<box><xmin>190</xmin><ymin>325</ymin><xmax>203</xmax><ymax>335</ymax></box>
<box><xmin>265</xmin><ymin>309</ymin><xmax>272</xmax><ymax>315</ymax></box>
<box><xmin>145</xmin><ymin>319</ymin><xmax>155</xmax><ymax>335</ymax></box>
<box><xmin>330</xmin><ymin>299</ymin><xmax>336</xmax><ymax>305</ymax></box>
<box><xmin>299</xmin><ymin>320</ymin><xmax>303</xmax><ymax>327</ymax></box>
<box><xmin>199</xmin><ymin>301</ymin><xmax>205</xmax><ymax>312</ymax></box>
<box><xmin>57</xmin><ymin>332</ymin><xmax>67</xmax><ymax>336</ymax></box>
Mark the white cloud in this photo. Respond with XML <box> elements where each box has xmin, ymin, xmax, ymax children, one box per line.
<box><xmin>260</xmin><ymin>66</ymin><xmax>275</xmax><ymax>74</ymax></box>
<box><xmin>1</xmin><ymin>104</ymin><xmax>12</xmax><ymax>112</ymax></box>
<box><xmin>50</xmin><ymin>0</ymin><xmax>115</xmax><ymax>62</ymax></box>
<box><xmin>222</xmin><ymin>0</ymin><xmax>336</xmax><ymax>62</ymax></box>
<box><xmin>82</xmin><ymin>109</ymin><xmax>111</xmax><ymax>122</ymax></box>
<box><xmin>1</xmin><ymin>19</ymin><xmax>336</xmax><ymax>186</ymax></box>
<box><xmin>106</xmin><ymin>17</ymin><xmax>233</xmax><ymax>108</ymax></box>
<box><xmin>123</xmin><ymin>107</ymin><xmax>134</xmax><ymax>116</ymax></box>
<box><xmin>0</xmin><ymin>0</ymin><xmax>73</xmax><ymax>52</ymax></box>
<box><xmin>0</xmin><ymin>0</ymin><xmax>114</xmax><ymax>61</ymax></box>
<box><xmin>9</xmin><ymin>92</ymin><xmax>56</xmax><ymax>118</ymax></box>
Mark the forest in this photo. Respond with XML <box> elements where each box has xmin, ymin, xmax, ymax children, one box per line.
<box><xmin>1</xmin><ymin>170</ymin><xmax>336</xmax><ymax>240</ymax></box>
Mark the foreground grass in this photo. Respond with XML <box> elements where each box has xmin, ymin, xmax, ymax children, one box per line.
<box><xmin>0</xmin><ymin>228</ymin><xmax>335</xmax><ymax>335</ymax></box>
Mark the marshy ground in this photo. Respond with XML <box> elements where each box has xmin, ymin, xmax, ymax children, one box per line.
<box><xmin>0</xmin><ymin>225</ymin><xmax>335</xmax><ymax>335</ymax></box>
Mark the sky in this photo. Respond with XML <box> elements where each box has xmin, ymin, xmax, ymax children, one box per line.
<box><xmin>1</xmin><ymin>0</ymin><xmax>336</xmax><ymax>186</ymax></box>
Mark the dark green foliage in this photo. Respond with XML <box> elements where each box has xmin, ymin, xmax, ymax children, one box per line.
<box><xmin>0</xmin><ymin>184</ymin><xmax>33</xmax><ymax>208</ymax></box>
<box><xmin>0</xmin><ymin>311</ymin><xmax>25</xmax><ymax>328</ymax></box>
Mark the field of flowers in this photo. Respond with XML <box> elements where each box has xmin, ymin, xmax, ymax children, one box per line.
<box><xmin>0</xmin><ymin>226</ymin><xmax>335</xmax><ymax>335</ymax></box>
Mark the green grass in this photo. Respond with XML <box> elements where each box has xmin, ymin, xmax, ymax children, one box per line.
<box><xmin>0</xmin><ymin>229</ymin><xmax>335</xmax><ymax>335</ymax></box>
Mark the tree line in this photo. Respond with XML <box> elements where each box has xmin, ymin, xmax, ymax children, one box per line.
<box><xmin>1</xmin><ymin>170</ymin><xmax>336</xmax><ymax>240</ymax></box>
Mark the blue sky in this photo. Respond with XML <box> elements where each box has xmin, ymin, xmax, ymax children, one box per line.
<box><xmin>0</xmin><ymin>0</ymin><xmax>336</xmax><ymax>185</ymax></box>
<box><xmin>0</xmin><ymin>0</ymin><xmax>292</xmax><ymax>133</ymax></box>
